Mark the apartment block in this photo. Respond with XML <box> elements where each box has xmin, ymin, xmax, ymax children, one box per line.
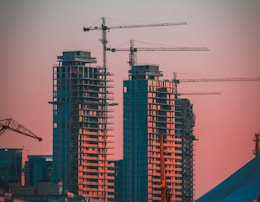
<box><xmin>122</xmin><ymin>65</ymin><xmax>195</xmax><ymax>202</ymax></box>
<box><xmin>175</xmin><ymin>98</ymin><xmax>195</xmax><ymax>202</ymax></box>
<box><xmin>51</xmin><ymin>51</ymin><xmax>114</xmax><ymax>201</ymax></box>
<box><xmin>122</xmin><ymin>65</ymin><xmax>176</xmax><ymax>201</ymax></box>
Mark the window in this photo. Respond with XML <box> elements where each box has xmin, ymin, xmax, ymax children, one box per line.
<box><xmin>123</xmin><ymin>86</ymin><xmax>128</xmax><ymax>93</ymax></box>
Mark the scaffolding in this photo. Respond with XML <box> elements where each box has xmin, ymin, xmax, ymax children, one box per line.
<box><xmin>50</xmin><ymin>51</ymin><xmax>115</xmax><ymax>201</ymax></box>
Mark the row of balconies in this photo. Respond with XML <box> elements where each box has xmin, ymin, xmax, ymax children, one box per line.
<box><xmin>79</xmin><ymin>186</ymin><xmax>115</xmax><ymax>193</ymax></box>
<box><xmin>68</xmin><ymin>94</ymin><xmax>115</xmax><ymax>102</ymax></box>
<box><xmin>147</xmin><ymin>142</ymin><xmax>176</xmax><ymax>147</ymax></box>
<box><xmin>75</xmin><ymin>144</ymin><xmax>112</xmax><ymax>150</ymax></box>
<box><xmin>78</xmin><ymin>175</ymin><xmax>114</xmax><ymax>181</ymax></box>
<box><xmin>53</xmin><ymin>74</ymin><xmax>114</xmax><ymax>85</ymax></box>
<box><xmin>78</xmin><ymin>125</ymin><xmax>114</xmax><ymax>131</ymax></box>
<box><xmin>54</xmin><ymin>83</ymin><xmax>112</xmax><ymax>92</ymax></box>
<box><xmin>83</xmin><ymin>183</ymin><xmax>114</xmax><ymax>190</ymax></box>
<box><xmin>147</xmin><ymin>113</ymin><xmax>175</xmax><ymax>118</ymax></box>
<box><xmin>56</xmin><ymin>73</ymin><xmax>114</xmax><ymax>80</ymax></box>
<box><xmin>78</xmin><ymin>118</ymin><xmax>114</xmax><ymax>124</ymax></box>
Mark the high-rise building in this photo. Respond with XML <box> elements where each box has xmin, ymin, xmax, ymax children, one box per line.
<box><xmin>122</xmin><ymin>65</ymin><xmax>195</xmax><ymax>202</ymax></box>
<box><xmin>51</xmin><ymin>51</ymin><xmax>114</xmax><ymax>201</ymax></box>
<box><xmin>175</xmin><ymin>98</ymin><xmax>195</xmax><ymax>202</ymax></box>
<box><xmin>122</xmin><ymin>65</ymin><xmax>175</xmax><ymax>201</ymax></box>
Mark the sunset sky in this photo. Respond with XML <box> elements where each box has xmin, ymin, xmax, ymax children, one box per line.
<box><xmin>0</xmin><ymin>0</ymin><xmax>260</xmax><ymax>198</ymax></box>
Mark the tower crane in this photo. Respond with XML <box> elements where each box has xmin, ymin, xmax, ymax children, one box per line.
<box><xmin>83</xmin><ymin>17</ymin><xmax>187</xmax><ymax>69</ymax></box>
<box><xmin>106</xmin><ymin>39</ymin><xmax>209</xmax><ymax>67</ymax></box>
<box><xmin>83</xmin><ymin>17</ymin><xmax>188</xmax><ymax>201</ymax></box>
<box><xmin>173</xmin><ymin>72</ymin><xmax>260</xmax><ymax>97</ymax></box>
<box><xmin>0</xmin><ymin>118</ymin><xmax>42</xmax><ymax>141</ymax></box>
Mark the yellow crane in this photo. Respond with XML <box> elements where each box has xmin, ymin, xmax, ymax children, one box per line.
<box><xmin>0</xmin><ymin>118</ymin><xmax>42</xmax><ymax>141</ymax></box>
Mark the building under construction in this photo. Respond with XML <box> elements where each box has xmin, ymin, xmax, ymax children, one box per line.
<box><xmin>122</xmin><ymin>64</ymin><xmax>196</xmax><ymax>202</ymax></box>
<box><xmin>50</xmin><ymin>51</ymin><xmax>114</xmax><ymax>201</ymax></box>
<box><xmin>175</xmin><ymin>98</ymin><xmax>195</xmax><ymax>201</ymax></box>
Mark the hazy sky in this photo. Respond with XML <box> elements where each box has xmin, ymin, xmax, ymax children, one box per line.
<box><xmin>0</xmin><ymin>0</ymin><xmax>260</xmax><ymax>198</ymax></box>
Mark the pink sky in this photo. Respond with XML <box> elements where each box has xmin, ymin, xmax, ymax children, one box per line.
<box><xmin>0</xmin><ymin>0</ymin><xmax>260</xmax><ymax>198</ymax></box>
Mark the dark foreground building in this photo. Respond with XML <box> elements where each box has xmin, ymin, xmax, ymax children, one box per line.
<box><xmin>0</xmin><ymin>148</ymin><xmax>28</xmax><ymax>187</ymax></box>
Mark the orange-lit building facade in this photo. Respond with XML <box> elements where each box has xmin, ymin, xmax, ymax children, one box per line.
<box><xmin>122</xmin><ymin>65</ymin><xmax>195</xmax><ymax>202</ymax></box>
<box><xmin>123</xmin><ymin>65</ymin><xmax>176</xmax><ymax>201</ymax></box>
<box><xmin>51</xmin><ymin>51</ymin><xmax>114</xmax><ymax>201</ymax></box>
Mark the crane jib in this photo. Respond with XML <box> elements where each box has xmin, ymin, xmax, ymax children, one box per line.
<box><xmin>83</xmin><ymin>22</ymin><xmax>187</xmax><ymax>32</ymax></box>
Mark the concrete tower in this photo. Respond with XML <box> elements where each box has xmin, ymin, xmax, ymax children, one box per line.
<box><xmin>122</xmin><ymin>64</ymin><xmax>195</xmax><ymax>202</ymax></box>
<box><xmin>122</xmin><ymin>65</ymin><xmax>176</xmax><ymax>201</ymax></box>
<box><xmin>51</xmin><ymin>51</ymin><xmax>114</xmax><ymax>201</ymax></box>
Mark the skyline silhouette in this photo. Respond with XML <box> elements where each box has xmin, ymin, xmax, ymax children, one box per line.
<box><xmin>0</xmin><ymin>0</ymin><xmax>260</xmax><ymax>198</ymax></box>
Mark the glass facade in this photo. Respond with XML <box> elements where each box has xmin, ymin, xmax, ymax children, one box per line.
<box><xmin>122</xmin><ymin>65</ymin><xmax>195</xmax><ymax>202</ymax></box>
<box><xmin>123</xmin><ymin>65</ymin><xmax>176</xmax><ymax>201</ymax></box>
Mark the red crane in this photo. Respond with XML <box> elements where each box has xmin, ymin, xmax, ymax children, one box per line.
<box><xmin>0</xmin><ymin>118</ymin><xmax>42</xmax><ymax>141</ymax></box>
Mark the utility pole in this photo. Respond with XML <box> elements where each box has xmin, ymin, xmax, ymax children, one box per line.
<box><xmin>253</xmin><ymin>133</ymin><xmax>260</xmax><ymax>156</ymax></box>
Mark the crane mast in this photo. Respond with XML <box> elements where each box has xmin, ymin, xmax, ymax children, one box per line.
<box><xmin>83</xmin><ymin>17</ymin><xmax>187</xmax><ymax>69</ymax></box>
<box><xmin>0</xmin><ymin>118</ymin><xmax>42</xmax><ymax>141</ymax></box>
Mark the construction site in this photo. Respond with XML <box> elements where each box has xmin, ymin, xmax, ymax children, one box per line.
<box><xmin>1</xmin><ymin>13</ymin><xmax>260</xmax><ymax>202</ymax></box>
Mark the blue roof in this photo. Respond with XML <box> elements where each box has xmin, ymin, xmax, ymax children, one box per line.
<box><xmin>196</xmin><ymin>155</ymin><xmax>260</xmax><ymax>202</ymax></box>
